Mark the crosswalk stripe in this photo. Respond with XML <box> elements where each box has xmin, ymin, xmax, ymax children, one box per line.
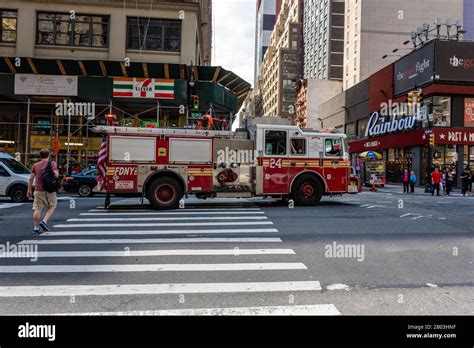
<box><xmin>42</xmin><ymin>229</ymin><xmax>279</xmax><ymax>236</ymax></box>
<box><xmin>81</xmin><ymin>211</ymin><xmax>265</xmax><ymax>216</ymax></box>
<box><xmin>32</xmin><ymin>249</ymin><xmax>296</xmax><ymax>258</ymax></box>
<box><xmin>19</xmin><ymin>237</ymin><xmax>283</xmax><ymax>245</ymax></box>
<box><xmin>53</xmin><ymin>221</ymin><xmax>274</xmax><ymax>228</ymax></box>
<box><xmin>89</xmin><ymin>208</ymin><xmax>262</xmax><ymax>212</ymax></box>
<box><xmin>0</xmin><ymin>203</ymin><xmax>25</xmax><ymax>209</ymax></box>
<box><xmin>37</xmin><ymin>304</ymin><xmax>341</xmax><ymax>316</ymax></box>
<box><xmin>67</xmin><ymin>216</ymin><xmax>268</xmax><ymax>222</ymax></box>
<box><xmin>0</xmin><ymin>263</ymin><xmax>307</xmax><ymax>273</ymax></box>
<box><xmin>0</xmin><ymin>281</ymin><xmax>322</xmax><ymax>297</ymax></box>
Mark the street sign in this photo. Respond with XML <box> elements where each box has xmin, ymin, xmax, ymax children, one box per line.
<box><xmin>418</xmin><ymin>105</ymin><xmax>428</xmax><ymax>121</ymax></box>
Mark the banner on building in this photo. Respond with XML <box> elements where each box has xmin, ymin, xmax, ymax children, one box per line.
<box><xmin>113</xmin><ymin>78</ymin><xmax>175</xmax><ymax>99</ymax></box>
<box><xmin>14</xmin><ymin>74</ymin><xmax>78</xmax><ymax>96</ymax></box>
<box><xmin>435</xmin><ymin>41</ymin><xmax>474</xmax><ymax>83</ymax></box>
<box><xmin>393</xmin><ymin>41</ymin><xmax>435</xmax><ymax>95</ymax></box>
<box><xmin>465</xmin><ymin>98</ymin><xmax>474</xmax><ymax>127</ymax></box>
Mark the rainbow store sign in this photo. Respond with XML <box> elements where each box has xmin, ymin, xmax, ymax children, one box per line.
<box><xmin>365</xmin><ymin>111</ymin><xmax>418</xmax><ymax>138</ymax></box>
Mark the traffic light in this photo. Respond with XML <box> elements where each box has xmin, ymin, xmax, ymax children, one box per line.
<box><xmin>407</xmin><ymin>91</ymin><xmax>414</xmax><ymax>105</ymax></box>
<box><xmin>193</xmin><ymin>95</ymin><xmax>200</xmax><ymax>110</ymax></box>
<box><xmin>416</xmin><ymin>90</ymin><xmax>423</xmax><ymax>106</ymax></box>
<box><xmin>429</xmin><ymin>133</ymin><xmax>435</xmax><ymax>147</ymax></box>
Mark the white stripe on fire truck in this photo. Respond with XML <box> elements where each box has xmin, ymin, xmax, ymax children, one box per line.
<box><xmin>30</xmin><ymin>248</ymin><xmax>296</xmax><ymax>257</ymax></box>
<box><xmin>0</xmin><ymin>263</ymin><xmax>307</xmax><ymax>273</ymax></box>
<box><xmin>0</xmin><ymin>281</ymin><xmax>322</xmax><ymax>297</ymax></box>
<box><xmin>19</xmin><ymin>237</ymin><xmax>283</xmax><ymax>245</ymax></box>
<box><xmin>42</xmin><ymin>228</ymin><xmax>278</xmax><ymax>236</ymax></box>
<box><xmin>53</xmin><ymin>222</ymin><xmax>274</xmax><ymax>228</ymax></box>
<box><xmin>66</xmin><ymin>216</ymin><xmax>268</xmax><ymax>222</ymax></box>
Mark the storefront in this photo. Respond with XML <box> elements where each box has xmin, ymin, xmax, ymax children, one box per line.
<box><xmin>347</xmin><ymin>40</ymin><xmax>474</xmax><ymax>187</ymax></box>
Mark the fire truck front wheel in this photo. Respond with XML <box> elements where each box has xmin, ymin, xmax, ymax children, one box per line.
<box><xmin>292</xmin><ymin>175</ymin><xmax>323</xmax><ymax>206</ymax></box>
<box><xmin>147</xmin><ymin>177</ymin><xmax>183</xmax><ymax>210</ymax></box>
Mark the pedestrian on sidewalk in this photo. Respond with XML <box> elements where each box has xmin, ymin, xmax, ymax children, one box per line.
<box><xmin>409</xmin><ymin>171</ymin><xmax>417</xmax><ymax>193</ymax></box>
<box><xmin>469</xmin><ymin>169</ymin><xmax>473</xmax><ymax>195</ymax></box>
<box><xmin>431</xmin><ymin>167</ymin><xmax>442</xmax><ymax>196</ymax></box>
<box><xmin>27</xmin><ymin>149</ymin><xmax>59</xmax><ymax>235</ymax></box>
<box><xmin>460</xmin><ymin>169</ymin><xmax>471</xmax><ymax>197</ymax></box>
<box><xmin>446</xmin><ymin>169</ymin><xmax>454</xmax><ymax>196</ymax></box>
<box><xmin>402</xmin><ymin>169</ymin><xmax>410</xmax><ymax>194</ymax></box>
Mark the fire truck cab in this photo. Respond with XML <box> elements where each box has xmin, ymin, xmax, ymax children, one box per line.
<box><xmin>96</xmin><ymin>124</ymin><xmax>355</xmax><ymax>210</ymax></box>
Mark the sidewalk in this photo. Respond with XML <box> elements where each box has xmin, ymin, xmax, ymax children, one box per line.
<box><xmin>373</xmin><ymin>183</ymin><xmax>463</xmax><ymax>196</ymax></box>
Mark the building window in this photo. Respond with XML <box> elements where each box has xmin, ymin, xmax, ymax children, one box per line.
<box><xmin>431</xmin><ymin>96</ymin><xmax>451</xmax><ymax>127</ymax></box>
<box><xmin>283</xmin><ymin>66</ymin><xmax>297</xmax><ymax>78</ymax></box>
<box><xmin>345</xmin><ymin>122</ymin><xmax>356</xmax><ymax>137</ymax></box>
<box><xmin>265</xmin><ymin>130</ymin><xmax>287</xmax><ymax>156</ymax></box>
<box><xmin>283</xmin><ymin>53</ymin><xmax>297</xmax><ymax>62</ymax></box>
<box><xmin>127</xmin><ymin>17</ymin><xmax>181</xmax><ymax>52</ymax></box>
<box><xmin>283</xmin><ymin>79</ymin><xmax>295</xmax><ymax>88</ymax></box>
<box><xmin>357</xmin><ymin>118</ymin><xmax>368</xmax><ymax>138</ymax></box>
<box><xmin>36</xmin><ymin>12</ymin><xmax>109</xmax><ymax>47</ymax></box>
<box><xmin>282</xmin><ymin>92</ymin><xmax>296</xmax><ymax>102</ymax></box>
<box><xmin>0</xmin><ymin>10</ymin><xmax>17</xmax><ymax>43</ymax></box>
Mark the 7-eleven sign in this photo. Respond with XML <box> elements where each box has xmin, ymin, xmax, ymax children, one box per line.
<box><xmin>113</xmin><ymin>78</ymin><xmax>174</xmax><ymax>99</ymax></box>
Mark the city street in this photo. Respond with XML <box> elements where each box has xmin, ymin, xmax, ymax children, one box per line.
<box><xmin>0</xmin><ymin>188</ymin><xmax>472</xmax><ymax>316</ymax></box>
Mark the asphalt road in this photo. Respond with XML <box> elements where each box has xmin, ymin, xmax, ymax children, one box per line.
<box><xmin>0</xmin><ymin>187</ymin><xmax>472</xmax><ymax>316</ymax></box>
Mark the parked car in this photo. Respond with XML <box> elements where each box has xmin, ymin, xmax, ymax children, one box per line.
<box><xmin>63</xmin><ymin>168</ymin><xmax>98</xmax><ymax>197</ymax></box>
<box><xmin>0</xmin><ymin>152</ymin><xmax>31</xmax><ymax>202</ymax></box>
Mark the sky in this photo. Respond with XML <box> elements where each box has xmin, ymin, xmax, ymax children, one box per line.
<box><xmin>213</xmin><ymin>0</ymin><xmax>256</xmax><ymax>87</ymax></box>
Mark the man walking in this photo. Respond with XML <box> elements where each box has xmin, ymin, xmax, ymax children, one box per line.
<box><xmin>460</xmin><ymin>169</ymin><xmax>472</xmax><ymax>197</ymax></box>
<box><xmin>446</xmin><ymin>169</ymin><xmax>454</xmax><ymax>196</ymax></box>
<box><xmin>27</xmin><ymin>149</ymin><xmax>59</xmax><ymax>235</ymax></box>
<box><xmin>409</xmin><ymin>171</ymin><xmax>417</xmax><ymax>194</ymax></box>
<box><xmin>431</xmin><ymin>167</ymin><xmax>442</xmax><ymax>196</ymax></box>
<box><xmin>402</xmin><ymin>169</ymin><xmax>410</xmax><ymax>194</ymax></box>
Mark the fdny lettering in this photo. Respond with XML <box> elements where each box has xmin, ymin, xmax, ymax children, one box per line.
<box><xmin>114</xmin><ymin>167</ymin><xmax>137</xmax><ymax>176</ymax></box>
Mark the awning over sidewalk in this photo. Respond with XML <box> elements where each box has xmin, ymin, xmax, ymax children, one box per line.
<box><xmin>0</xmin><ymin>57</ymin><xmax>251</xmax><ymax>109</ymax></box>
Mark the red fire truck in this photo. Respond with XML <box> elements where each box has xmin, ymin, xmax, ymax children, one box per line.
<box><xmin>94</xmin><ymin>124</ymin><xmax>359</xmax><ymax>209</ymax></box>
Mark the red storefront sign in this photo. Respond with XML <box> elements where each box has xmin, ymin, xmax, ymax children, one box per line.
<box><xmin>435</xmin><ymin>128</ymin><xmax>474</xmax><ymax>145</ymax></box>
<box><xmin>349</xmin><ymin>129</ymin><xmax>427</xmax><ymax>153</ymax></box>
<box><xmin>349</xmin><ymin>128</ymin><xmax>474</xmax><ymax>153</ymax></box>
<box><xmin>465</xmin><ymin>98</ymin><xmax>474</xmax><ymax>128</ymax></box>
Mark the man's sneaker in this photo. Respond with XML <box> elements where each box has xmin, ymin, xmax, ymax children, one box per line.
<box><xmin>39</xmin><ymin>220</ymin><xmax>50</xmax><ymax>232</ymax></box>
<box><xmin>32</xmin><ymin>228</ymin><xmax>42</xmax><ymax>236</ymax></box>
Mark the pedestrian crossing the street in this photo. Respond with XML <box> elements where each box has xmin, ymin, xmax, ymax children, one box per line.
<box><xmin>0</xmin><ymin>201</ymin><xmax>338</xmax><ymax>315</ymax></box>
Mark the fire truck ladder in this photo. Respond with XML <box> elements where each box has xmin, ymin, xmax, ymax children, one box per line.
<box><xmin>92</xmin><ymin>126</ymin><xmax>233</xmax><ymax>138</ymax></box>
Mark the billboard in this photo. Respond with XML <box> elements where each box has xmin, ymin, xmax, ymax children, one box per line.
<box><xmin>465</xmin><ymin>98</ymin><xmax>474</xmax><ymax>127</ymax></box>
<box><xmin>14</xmin><ymin>74</ymin><xmax>78</xmax><ymax>96</ymax></box>
<box><xmin>435</xmin><ymin>41</ymin><xmax>474</xmax><ymax>83</ymax></box>
<box><xmin>393</xmin><ymin>41</ymin><xmax>435</xmax><ymax>95</ymax></box>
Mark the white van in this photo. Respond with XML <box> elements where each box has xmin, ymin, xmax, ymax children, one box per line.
<box><xmin>0</xmin><ymin>152</ymin><xmax>31</xmax><ymax>202</ymax></box>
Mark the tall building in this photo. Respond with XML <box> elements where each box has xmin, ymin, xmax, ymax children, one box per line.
<box><xmin>261</xmin><ymin>0</ymin><xmax>303</xmax><ymax>118</ymax></box>
<box><xmin>344</xmin><ymin>0</ymin><xmax>464</xmax><ymax>90</ymax></box>
<box><xmin>255</xmin><ymin>0</ymin><xmax>282</xmax><ymax>85</ymax></box>
<box><xmin>0</xmin><ymin>0</ymin><xmax>212</xmax><ymax>65</ymax></box>
<box><xmin>303</xmin><ymin>0</ymin><xmax>345</xmax><ymax>80</ymax></box>
<box><xmin>465</xmin><ymin>0</ymin><xmax>474</xmax><ymax>41</ymax></box>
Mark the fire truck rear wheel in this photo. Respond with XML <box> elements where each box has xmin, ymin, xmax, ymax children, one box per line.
<box><xmin>147</xmin><ymin>177</ymin><xmax>183</xmax><ymax>210</ymax></box>
<box><xmin>292</xmin><ymin>175</ymin><xmax>323</xmax><ymax>206</ymax></box>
